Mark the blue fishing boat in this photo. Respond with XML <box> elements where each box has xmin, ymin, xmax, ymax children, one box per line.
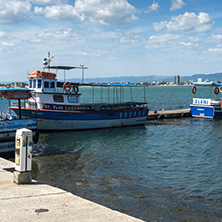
<box><xmin>9</xmin><ymin>57</ymin><xmax>149</xmax><ymax>130</ymax></box>
<box><xmin>190</xmin><ymin>82</ymin><xmax>222</xmax><ymax>119</ymax></box>
<box><xmin>0</xmin><ymin>88</ymin><xmax>38</xmax><ymax>153</ymax></box>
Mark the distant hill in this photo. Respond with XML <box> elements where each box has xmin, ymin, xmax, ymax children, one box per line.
<box><xmin>66</xmin><ymin>72</ymin><xmax>222</xmax><ymax>83</ymax></box>
<box><xmin>66</xmin><ymin>75</ymin><xmax>173</xmax><ymax>83</ymax></box>
<box><xmin>180</xmin><ymin>73</ymin><xmax>222</xmax><ymax>82</ymax></box>
<box><xmin>1</xmin><ymin>72</ymin><xmax>222</xmax><ymax>84</ymax></box>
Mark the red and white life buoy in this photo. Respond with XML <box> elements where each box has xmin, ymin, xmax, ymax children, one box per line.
<box><xmin>63</xmin><ymin>82</ymin><xmax>72</xmax><ymax>92</ymax></box>
<box><xmin>192</xmin><ymin>86</ymin><xmax>197</xmax><ymax>94</ymax></box>
<box><xmin>214</xmin><ymin>86</ymin><xmax>219</xmax><ymax>95</ymax></box>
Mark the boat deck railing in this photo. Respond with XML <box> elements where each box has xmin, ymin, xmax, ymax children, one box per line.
<box><xmin>10</xmin><ymin>100</ymin><xmax>148</xmax><ymax>112</ymax></box>
<box><xmin>11</xmin><ymin>100</ymin><xmax>38</xmax><ymax>110</ymax></box>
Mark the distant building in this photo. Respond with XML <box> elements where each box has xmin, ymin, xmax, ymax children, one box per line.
<box><xmin>10</xmin><ymin>82</ymin><xmax>26</xmax><ymax>88</ymax></box>
<box><xmin>174</xmin><ymin>75</ymin><xmax>180</xmax><ymax>85</ymax></box>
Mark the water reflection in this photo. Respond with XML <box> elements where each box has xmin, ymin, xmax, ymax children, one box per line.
<box><xmin>32</xmin><ymin>121</ymin><xmax>222</xmax><ymax>221</ymax></box>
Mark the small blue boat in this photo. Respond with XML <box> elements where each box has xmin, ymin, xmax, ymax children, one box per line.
<box><xmin>0</xmin><ymin>88</ymin><xmax>38</xmax><ymax>153</ymax></box>
<box><xmin>190</xmin><ymin>82</ymin><xmax>222</xmax><ymax>119</ymax></box>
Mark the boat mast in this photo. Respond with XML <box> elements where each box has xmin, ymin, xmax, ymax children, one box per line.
<box><xmin>80</xmin><ymin>64</ymin><xmax>88</xmax><ymax>84</ymax></box>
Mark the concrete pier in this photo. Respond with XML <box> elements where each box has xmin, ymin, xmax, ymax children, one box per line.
<box><xmin>0</xmin><ymin>157</ymin><xmax>144</xmax><ymax>222</ymax></box>
<box><xmin>147</xmin><ymin>108</ymin><xmax>191</xmax><ymax>120</ymax></box>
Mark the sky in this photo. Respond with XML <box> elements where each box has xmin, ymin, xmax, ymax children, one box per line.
<box><xmin>1</xmin><ymin>0</ymin><xmax>222</xmax><ymax>81</ymax></box>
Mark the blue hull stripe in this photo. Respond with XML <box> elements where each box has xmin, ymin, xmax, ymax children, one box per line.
<box><xmin>190</xmin><ymin>104</ymin><xmax>222</xmax><ymax>118</ymax></box>
<box><xmin>12</xmin><ymin>108</ymin><xmax>149</xmax><ymax>120</ymax></box>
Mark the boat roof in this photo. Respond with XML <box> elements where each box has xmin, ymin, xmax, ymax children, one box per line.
<box><xmin>0</xmin><ymin>88</ymin><xmax>33</xmax><ymax>100</ymax></box>
<box><xmin>80</xmin><ymin>83</ymin><xmax>143</xmax><ymax>87</ymax></box>
<box><xmin>0</xmin><ymin>88</ymin><xmax>33</xmax><ymax>92</ymax></box>
<box><xmin>44</xmin><ymin>66</ymin><xmax>80</xmax><ymax>70</ymax></box>
<box><xmin>193</xmin><ymin>82</ymin><xmax>222</xmax><ymax>87</ymax></box>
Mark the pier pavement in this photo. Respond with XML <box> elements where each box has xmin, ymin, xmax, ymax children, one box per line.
<box><xmin>0</xmin><ymin>157</ymin><xmax>144</xmax><ymax>222</ymax></box>
<box><xmin>147</xmin><ymin>108</ymin><xmax>191</xmax><ymax>120</ymax></box>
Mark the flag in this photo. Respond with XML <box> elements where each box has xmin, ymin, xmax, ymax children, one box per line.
<box><xmin>43</xmin><ymin>58</ymin><xmax>51</xmax><ymax>66</ymax></box>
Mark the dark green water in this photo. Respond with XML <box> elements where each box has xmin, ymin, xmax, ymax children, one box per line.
<box><xmin>32</xmin><ymin>118</ymin><xmax>222</xmax><ymax>221</ymax></box>
<box><xmin>2</xmin><ymin>86</ymin><xmax>222</xmax><ymax>221</ymax></box>
<box><xmin>78</xmin><ymin>85</ymin><xmax>220</xmax><ymax>111</ymax></box>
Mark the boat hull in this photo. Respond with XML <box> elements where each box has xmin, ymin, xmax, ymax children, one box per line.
<box><xmin>37</xmin><ymin>116</ymin><xmax>147</xmax><ymax>130</ymax></box>
<box><xmin>11</xmin><ymin>108</ymin><xmax>149</xmax><ymax>130</ymax></box>
<box><xmin>190</xmin><ymin>104</ymin><xmax>222</xmax><ymax>119</ymax></box>
<box><xmin>0</xmin><ymin>118</ymin><xmax>37</xmax><ymax>153</ymax></box>
<box><xmin>0</xmin><ymin>141</ymin><xmax>15</xmax><ymax>153</ymax></box>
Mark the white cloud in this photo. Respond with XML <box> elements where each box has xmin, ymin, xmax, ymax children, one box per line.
<box><xmin>1</xmin><ymin>42</ymin><xmax>14</xmax><ymax>47</ymax></box>
<box><xmin>153</xmin><ymin>12</ymin><xmax>213</xmax><ymax>33</ymax></box>
<box><xmin>209</xmin><ymin>48</ymin><xmax>222</xmax><ymax>53</ymax></box>
<box><xmin>147</xmin><ymin>34</ymin><xmax>202</xmax><ymax>51</ymax></box>
<box><xmin>0</xmin><ymin>0</ymin><xmax>31</xmax><ymax>24</ymax></box>
<box><xmin>179</xmin><ymin>42</ymin><xmax>199</xmax><ymax>47</ymax></box>
<box><xmin>210</xmin><ymin>34</ymin><xmax>222</xmax><ymax>42</ymax></box>
<box><xmin>35</xmin><ymin>0</ymin><xmax>137</xmax><ymax>26</ymax></box>
<box><xmin>170</xmin><ymin>0</ymin><xmax>185</xmax><ymax>11</ymax></box>
<box><xmin>147</xmin><ymin>34</ymin><xmax>181</xmax><ymax>49</ymax></box>
<box><xmin>119</xmin><ymin>31</ymin><xmax>141</xmax><ymax>43</ymax></box>
<box><xmin>0</xmin><ymin>31</ymin><xmax>7</xmax><ymax>38</ymax></box>
<box><xmin>75</xmin><ymin>0</ymin><xmax>137</xmax><ymax>25</ymax></box>
<box><xmin>149</xmin><ymin>34</ymin><xmax>181</xmax><ymax>43</ymax></box>
<box><xmin>34</xmin><ymin>4</ymin><xmax>82</xmax><ymax>21</ymax></box>
<box><xmin>29</xmin><ymin>0</ymin><xmax>61</xmax><ymax>5</ymax></box>
<box><xmin>187</xmin><ymin>36</ymin><xmax>201</xmax><ymax>42</ymax></box>
<box><xmin>145</xmin><ymin>1</ymin><xmax>159</xmax><ymax>13</ymax></box>
<box><xmin>0</xmin><ymin>41</ymin><xmax>15</xmax><ymax>52</ymax></box>
<box><xmin>79</xmin><ymin>52</ymin><xmax>90</xmax><ymax>56</ymax></box>
<box><xmin>34</xmin><ymin>28</ymin><xmax>85</xmax><ymax>42</ymax></box>
<box><xmin>153</xmin><ymin>21</ymin><xmax>167</xmax><ymax>32</ymax></box>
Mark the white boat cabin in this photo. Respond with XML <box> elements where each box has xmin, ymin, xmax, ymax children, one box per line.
<box><xmin>28</xmin><ymin>70</ymin><xmax>57</xmax><ymax>93</ymax></box>
<box><xmin>192</xmin><ymin>98</ymin><xmax>221</xmax><ymax>106</ymax></box>
<box><xmin>27</xmin><ymin>70</ymin><xmax>81</xmax><ymax>109</ymax></box>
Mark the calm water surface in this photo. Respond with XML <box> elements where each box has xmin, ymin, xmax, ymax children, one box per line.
<box><xmin>33</xmin><ymin>118</ymin><xmax>222</xmax><ymax>221</ymax></box>
<box><xmin>2</xmin><ymin>86</ymin><xmax>222</xmax><ymax>221</ymax></box>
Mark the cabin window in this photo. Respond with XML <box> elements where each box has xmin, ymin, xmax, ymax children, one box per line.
<box><xmin>28</xmin><ymin>101</ymin><xmax>37</xmax><ymax>108</ymax></box>
<box><xmin>29</xmin><ymin>80</ymin><xmax>32</xmax><ymax>88</ymax></box>
<box><xmin>50</xmin><ymin>82</ymin><xmax>55</xmax><ymax>88</ymax></box>
<box><xmin>44</xmin><ymin>81</ymin><xmax>49</xmax><ymax>88</ymax></box>
<box><xmin>33</xmin><ymin>80</ymin><xmax>36</xmax><ymax>88</ymax></box>
<box><xmin>53</xmin><ymin>95</ymin><xmax>64</xmax><ymax>103</ymax></box>
<box><xmin>68</xmin><ymin>95</ymin><xmax>78</xmax><ymax>103</ymax></box>
<box><xmin>38</xmin><ymin>80</ymin><xmax>42</xmax><ymax>88</ymax></box>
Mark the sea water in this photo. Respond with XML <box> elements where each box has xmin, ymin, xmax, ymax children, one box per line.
<box><xmin>1</xmin><ymin>86</ymin><xmax>222</xmax><ymax>221</ymax></box>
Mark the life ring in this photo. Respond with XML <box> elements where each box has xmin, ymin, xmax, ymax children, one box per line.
<box><xmin>73</xmin><ymin>85</ymin><xmax>79</xmax><ymax>94</ymax></box>
<box><xmin>63</xmin><ymin>82</ymin><xmax>72</xmax><ymax>92</ymax></box>
<box><xmin>219</xmin><ymin>86</ymin><xmax>222</xmax><ymax>93</ymax></box>
<box><xmin>214</xmin><ymin>86</ymin><xmax>219</xmax><ymax>95</ymax></box>
<box><xmin>192</xmin><ymin>86</ymin><xmax>197</xmax><ymax>94</ymax></box>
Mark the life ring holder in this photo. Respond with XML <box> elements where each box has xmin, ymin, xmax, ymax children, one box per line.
<box><xmin>63</xmin><ymin>82</ymin><xmax>72</xmax><ymax>92</ymax></box>
<box><xmin>73</xmin><ymin>85</ymin><xmax>79</xmax><ymax>94</ymax></box>
<box><xmin>214</xmin><ymin>86</ymin><xmax>219</xmax><ymax>95</ymax></box>
<box><xmin>192</xmin><ymin>86</ymin><xmax>197</xmax><ymax>94</ymax></box>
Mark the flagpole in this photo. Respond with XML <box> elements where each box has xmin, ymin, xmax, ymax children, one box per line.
<box><xmin>48</xmin><ymin>52</ymin><xmax>50</xmax><ymax>72</ymax></box>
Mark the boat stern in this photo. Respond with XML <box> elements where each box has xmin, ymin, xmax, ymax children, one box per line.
<box><xmin>190</xmin><ymin>98</ymin><xmax>222</xmax><ymax>119</ymax></box>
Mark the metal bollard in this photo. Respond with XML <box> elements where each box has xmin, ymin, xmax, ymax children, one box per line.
<box><xmin>13</xmin><ymin>128</ymin><xmax>33</xmax><ymax>184</ymax></box>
